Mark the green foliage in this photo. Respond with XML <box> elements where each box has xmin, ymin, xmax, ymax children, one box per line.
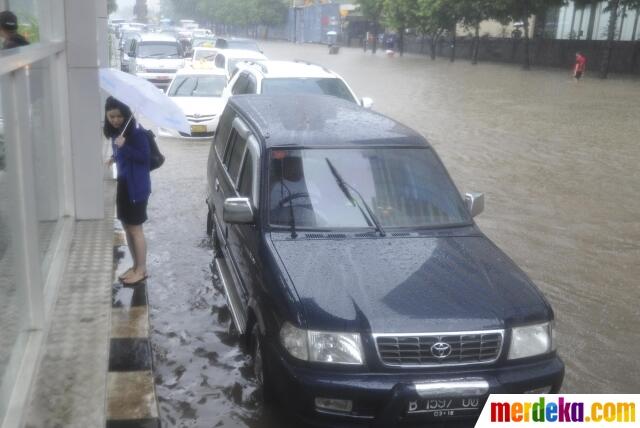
<box><xmin>107</xmin><ymin>0</ymin><xmax>118</xmax><ymax>15</ymax></box>
<box><xmin>415</xmin><ymin>0</ymin><xmax>457</xmax><ymax>37</ymax></box>
<box><xmin>358</xmin><ymin>0</ymin><xmax>385</xmax><ymax>23</ymax></box>
<box><xmin>383</xmin><ymin>0</ymin><xmax>418</xmax><ymax>30</ymax></box>
<box><xmin>134</xmin><ymin>0</ymin><xmax>149</xmax><ymax>22</ymax></box>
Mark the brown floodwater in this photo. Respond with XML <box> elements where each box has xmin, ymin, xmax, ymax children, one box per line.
<box><xmin>141</xmin><ymin>41</ymin><xmax>640</xmax><ymax>427</ymax></box>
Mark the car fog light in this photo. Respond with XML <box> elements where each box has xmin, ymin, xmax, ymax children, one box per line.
<box><xmin>525</xmin><ymin>386</ymin><xmax>552</xmax><ymax>394</ymax></box>
<box><xmin>315</xmin><ymin>397</ymin><xmax>353</xmax><ymax>413</ymax></box>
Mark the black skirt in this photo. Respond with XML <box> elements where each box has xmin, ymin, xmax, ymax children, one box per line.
<box><xmin>117</xmin><ymin>179</ymin><xmax>148</xmax><ymax>225</ymax></box>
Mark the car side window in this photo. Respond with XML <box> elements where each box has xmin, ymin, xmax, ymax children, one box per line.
<box><xmin>245</xmin><ymin>74</ymin><xmax>257</xmax><ymax>94</ymax></box>
<box><xmin>214</xmin><ymin>108</ymin><xmax>235</xmax><ymax>158</ymax></box>
<box><xmin>215</xmin><ymin>54</ymin><xmax>225</xmax><ymax>69</ymax></box>
<box><xmin>237</xmin><ymin>151</ymin><xmax>254</xmax><ymax>199</ymax></box>
<box><xmin>227</xmin><ymin>134</ymin><xmax>247</xmax><ymax>184</ymax></box>
<box><xmin>232</xmin><ymin>73</ymin><xmax>249</xmax><ymax>95</ymax></box>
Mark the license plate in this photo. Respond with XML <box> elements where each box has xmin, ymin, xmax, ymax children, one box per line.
<box><xmin>157</xmin><ymin>75</ymin><xmax>171</xmax><ymax>80</ymax></box>
<box><xmin>191</xmin><ymin>125</ymin><xmax>207</xmax><ymax>133</ymax></box>
<box><xmin>407</xmin><ymin>397</ymin><xmax>481</xmax><ymax>417</ymax></box>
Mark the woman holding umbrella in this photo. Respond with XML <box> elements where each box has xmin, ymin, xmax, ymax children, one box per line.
<box><xmin>104</xmin><ymin>96</ymin><xmax>151</xmax><ymax>285</ymax></box>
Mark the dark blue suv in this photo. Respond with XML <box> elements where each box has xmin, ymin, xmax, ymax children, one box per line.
<box><xmin>206</xmin><ymin>94</ymin><xmax>564</xmax><ymax>427</ymax></box>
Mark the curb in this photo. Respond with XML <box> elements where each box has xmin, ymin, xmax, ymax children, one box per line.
<box><xmin>106</xmin><ymin>231</ymin><xmax>161</xmax><ymax>428</ymax></box>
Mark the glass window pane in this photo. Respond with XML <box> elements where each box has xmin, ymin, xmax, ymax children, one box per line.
<box><xmin>6</xmin><ymin>0</ymin><xmax>40</xmax><ymax>45</ymax></box>
<box><xmin>28</xmin><ymin>58</ymin><xmax>60</xmax><ymax>276</ymax></box>
<box><xmin>0</xmin><ymin>80</ymin><xmax>30</xmax><ymax>423</ymax></box>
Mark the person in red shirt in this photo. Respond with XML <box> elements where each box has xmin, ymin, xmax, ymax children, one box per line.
<box><xmin>574</xmin><ymin>52</ymin><xmax>587</xmax><ymax>81</ymax></box>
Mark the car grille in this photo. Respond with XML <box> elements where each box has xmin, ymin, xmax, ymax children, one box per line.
<box><xmin>146</xmin><ymin>68</ymin><xmax>177</xmax><ymax>74</ymax></box>
<box><xmin>187</xmin><ymin>114</ymin><xmax>216</xmax><ymax>123</ymax></box>
<box><xmin>374</xmin><ymin>331</ymin><xmax>503</xmax><ymax>367</ymax></box>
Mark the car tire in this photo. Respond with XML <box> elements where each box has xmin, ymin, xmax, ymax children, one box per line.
<box><xmin>206</xmin><ymin>207</ymin><xmax>213</xmax><ymax>237</ymax></box>
<box><xmin>251</xmin><ymin>324</ymin><xmax>275</xmax><ymax>405</ymax></box>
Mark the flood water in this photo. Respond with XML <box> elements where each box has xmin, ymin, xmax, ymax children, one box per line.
<box><xmin>138</xmin><ymin>41</ymin><xmax>640</xmax><ymax>427</ymax></box>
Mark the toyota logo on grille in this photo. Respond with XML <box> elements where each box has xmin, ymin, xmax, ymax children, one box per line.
<box><xmin>431</xmin><ymin>342</ymin><xmax>452</xmax><ymax>358</ymax></box>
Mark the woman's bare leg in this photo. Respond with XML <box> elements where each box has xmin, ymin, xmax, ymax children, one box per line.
<box><xmin>127</xmin><ymin>224</ymin><xmax>147</xmax><ymax>280</ymax></box>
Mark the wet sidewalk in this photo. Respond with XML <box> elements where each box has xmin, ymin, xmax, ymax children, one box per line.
<box><xmin>23</xmin><ymin>179</ymin><xmax>160</xmax><ymax>428</ymax></box>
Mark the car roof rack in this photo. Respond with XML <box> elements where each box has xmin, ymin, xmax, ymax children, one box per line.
<box><xmin>292</xmin><ymin>58</ymin><xmax>332</xmax><ymax>74</ymax></box>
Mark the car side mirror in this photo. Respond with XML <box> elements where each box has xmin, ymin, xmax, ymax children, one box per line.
<box><xmin>465</xmin><ymin>192</ymin><xmax>484</xmax><ymax>218</ymax></box>
<box><xmin>361</xmin><ymin>97</ymin><xmax>374</xmax><ymax>109</ymax></box>
<box><xmin>223</xmin><ymin>197</ymin><xmax>254</xmax><ymax>224</ymax></box>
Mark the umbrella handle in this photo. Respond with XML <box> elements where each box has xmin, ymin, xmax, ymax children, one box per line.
<box><xmin>119</xmin><ymin>114</ymin><xmax>134</xmax><ymax>138</ymax></box>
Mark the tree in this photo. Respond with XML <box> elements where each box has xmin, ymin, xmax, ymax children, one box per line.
<box><xmin>383</xmin><ymin>0</ymin><xmax>418</xmax><ymax>56</ymax></box>
<box><xmin>250</xmin><ymin>0</ymin><xmax>288</xmax><ymax>39</ymax></box>
<box><xmin>493</xmin><ymin>0</ymin><xmax>566</xmax><ymax>70</ymax></box>
<box><xmin>575</xmin><ymin>0</ymin><xmax>640</xmax><ymax>78</ymax></box>
<box><xmin>107</xmin><ymin>0</ymin><xmax>118</xmax><ymax>15</ymax></box>
<box><xmin>134</xmin><ymin>0</ymin><xmax>148</xmax><ymax>23</ymax></box>
<box><xmin>358</xmin><ymin>0</ymin><xmax>385</xmax><ymax>53</ymax></box>
<box><xmin>457</xmin><ymin>0</ymin><xmax>498</xmax><ymax>64</ymax></box>
<box><xmin>416</xmin><ymin>0</ymin><xmax>457</xmax><ymax>60</ymax></box>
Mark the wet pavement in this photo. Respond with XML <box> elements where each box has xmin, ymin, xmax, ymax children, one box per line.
<box><xmin>136</xmin><ymin>41</ymin><xmax>640</xmax><ymax>427</ymax></box>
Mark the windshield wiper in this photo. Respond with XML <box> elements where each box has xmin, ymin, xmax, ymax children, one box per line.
<box><xmin>278</xmin><ymin>180</ymin><xmax>298</xmax><ymax>239</ymax></box>
<box><xmin>325</xmin><ymin>158</ymin><xmax>386</xmax><ymax>237</ymax></box>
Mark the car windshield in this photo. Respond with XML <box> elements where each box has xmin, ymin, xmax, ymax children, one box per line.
<box><xmin>137</xmin><ymin>42</ymin><xmax>181</xmax><ymax>58</ymax></box>
<box><xmin>268</xmin><ymin>148</ymin><xmax>471</xmax><ymax>229</ymax></box>
<box><xmin>194</xmin><ymin>50</ymin><xmax>217</xmax><ymax>60</ymax></box>
<box><xmin>261</xmin><ymin>78</ymin><xmax>356</xmax><ymax>103</ymax></box>
<box><xmin>168</xmin><ymin>75</ymin><xmax>226</xmax><ymax>97</ymax></box>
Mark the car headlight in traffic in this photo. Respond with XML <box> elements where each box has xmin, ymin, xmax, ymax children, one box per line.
<box><xmin>508</xmin><ymin>321</ymin><xmax>555</xmax><ymax>360</ymax></box>
<box><xmin>280</xmin><ymin>322</ymin><xmax>364</xmax><ymax>365</ymax></box>
<box><xmin>136</xmin><ymin>64</ymin><xmax>147</xmax><ymax>73</ymax></box>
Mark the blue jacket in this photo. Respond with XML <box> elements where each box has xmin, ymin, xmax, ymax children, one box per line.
<box><xmin>112</xmin><ymin>126</ymin><xmax>151</xmax><ymax>203</ymax></box>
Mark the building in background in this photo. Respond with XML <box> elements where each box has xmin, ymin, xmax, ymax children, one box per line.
<box><xmin>0</xmin><ymin>0</ymin><xmax>107</xmax><ymax>426</ymax></box>
<box><xmin>546</xmin><ymin>1</ymin><xmax>639</xmax><ymax>40</ymax></box>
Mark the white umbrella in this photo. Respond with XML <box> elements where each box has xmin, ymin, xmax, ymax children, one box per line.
<box><xmin>99</xmin><ymin>68</ymin><xmax>190</xmax><ymax>134</ymax></box>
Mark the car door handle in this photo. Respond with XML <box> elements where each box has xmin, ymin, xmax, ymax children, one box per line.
<box><xmin>215</xmin><ymin>178</ymin><xmax>220</xmax><ymax>192</ymax></box>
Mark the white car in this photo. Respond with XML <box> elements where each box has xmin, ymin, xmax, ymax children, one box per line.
<box><xmin>160</xmin><ymin>68</ymin><xmax>228</xmax><ymax>138</ymax></box>
<box><xmin>128</xmin><ymin>33</ymin><xmax>186</xmax><ymax>91</ymax></box>
<box><xmin>221</xmin><ymin>59</ymin><xmax>373</xmax><ymax>108</ymax></box>
<box><xmin>213</xmin><ymin>49</ymin><xmax>267</xmax><ymax>81</ymax></box>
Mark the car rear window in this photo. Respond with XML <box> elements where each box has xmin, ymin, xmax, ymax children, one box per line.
<box><xmin>168</xmin><ymin>75</ymin><xmax>226</xmax><ymax>97</ymax></box>
<box><xmin>261</xmin><ymin>78</ymin><xmax>356</xmax><ymax>103</ymax></box>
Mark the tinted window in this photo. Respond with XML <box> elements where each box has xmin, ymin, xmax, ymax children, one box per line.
<box><xmin>261</xmin><ymin>78</ymin><xmax>356</xmax><ymax>103</ymax></box>
<box><xmin>238</xmin><ymin>151</ymin><xmax>254</xmax><ymax>198</ymax></box>
<box><xmin>215</xmin><ymin>54</ymin><xmax>225</xmax><ymax>69</ymax></box>
<box><xmin>137</xmin><ymin>42</ymin><xmax>181</xmax><ymax>58</ymax></box>
<box><xmin>268</xmin><ymin>148</ymin><xmax>470</xmax><ymax>229</ymax></box>
<box><xmin>168</xmin><ymin>75</ymin><xmax>226</xmax><ymax>97</ymax></box>
<box><xmin>246</xmin><ymin>75</ymin><xmax>257</xmax><ymax>94</ymax></box>
<box><xmin>232</xmin><ymin>73</ymin><xmax>250</xmax><ymax>95</ymax></box>
<box><xmin>227</xmin><ymin>134</ymin><xmax>247</xmax><ymax>182</ymax></box>
<box><xmin>214</xmin><ymin>109</ymin><xmax>235</xmax><ymax>156</ymax></box>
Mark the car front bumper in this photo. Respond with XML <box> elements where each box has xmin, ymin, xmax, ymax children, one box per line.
<box><xmin>266</xmin><ymin>342</ymin><xmax>564</xmax><ymax>428</ymax></box>
<box><xmin>137</xmin><ymin>72</ymin><xmax>175</xmax><ymax>89</ymax></box>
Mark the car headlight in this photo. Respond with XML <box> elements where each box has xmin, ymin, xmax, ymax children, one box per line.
<box><xmin>136</xmin><ymin>64</ymin><xmax>146</xmax><ymax>73</ymax></box>
<box><xmin>279</xmin><ymin>322</ymin><xmax>364</xmax><ymax>365</ymax></box>
<box><xmin>508</xmin><ymin>321</ymin><xmax>555</xmax><ymax>360</ymax></box>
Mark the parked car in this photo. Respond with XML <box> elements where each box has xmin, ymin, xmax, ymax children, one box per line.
<box><xmin>205</xmin><ymin>94</ymin><xmax>564</xmax><ymax>427</ymax></box>
<box><xmin>215</xmin><ymin>37</ymin><xmax>262</xmax><ymax>53</ymax></box>
<box><xmin>160</xmin><ymin>68</ymin><xmax>227</xmax><ymax>138</ymax></box>
<box><xmin>128</xmin><ymin>33</ymin><xmax>186</xmax><ymax>91</ymax></box>
<box><xmin>222</xmin><ymin>59</ymin><xmax>372</xmax><ymax>109</ymax></box>
<box><xmin>213</xmin><ymin>49</ymin><xmax>267</xmax><ymax>81</ymax></box>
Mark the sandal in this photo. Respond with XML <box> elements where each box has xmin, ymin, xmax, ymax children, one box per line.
<box><xmin>118</xmin><ymin>267</ymin><xmax>135</xmax><ymax>281</ymax></box>
<box><xmin>122</xmin><ymin>271</ymin><xmax>148</xmax><ymax>286</ymax></box>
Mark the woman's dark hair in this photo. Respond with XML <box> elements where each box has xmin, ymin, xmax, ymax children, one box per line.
<box><xmin>103</xmin><ymin>96</ymin><xmax>137</xmax><ymax>138</ymax></box>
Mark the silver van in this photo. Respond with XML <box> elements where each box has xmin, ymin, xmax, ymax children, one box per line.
<box><xmin>128</xmin><ymin>33</ymin><xmax>186</xmax><ymax>90</ymax></box>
